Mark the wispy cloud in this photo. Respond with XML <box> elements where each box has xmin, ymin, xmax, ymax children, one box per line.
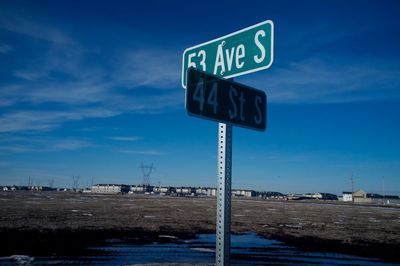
<box><xmin>0</xmin><ymin>109</ymin><xmax>119</xmax><ymax>133</ymax></box>
<box><xmin>14</xmin><ymin>70</ymin><xmax>49</xmax><ymax>81</ymax></box>
<box><xmin>0</xmin><ymin>135</ymin><xmax>96</xmax><ymax>153</ymax></box>
<box><xmin>0</xmin><ymin>10</ymin><xmax>73</xmax><ymax>44</ymax></box>
<box><xmin>113</xmin><ymin>49</ymin><xmax>181</xmax><ymax>89</ymax></box>
<box><xmin>51</xmin><ymin>139</ymin><xmax>96</xmax><ymax>151</ymax></box>
<box><xmin>240</xmin><ymin>58</ymin><xmax>400</xmax><ymax>104</ymax></box>
<box><xmin>0</xmin><ymin>9</ymin><xmax>183</xmax><ymax>135</ymax></box>
<box><xmin>117</xmin><ymin>149</ymin><xmax>168</xmax><ymax>156</ymax></box>
<box><xmin>110</xmin><ymin>136</ymin><xmax>141</xmax><ymax>142</ymax></box>
<box><xmin>0</xmin><ymin>43</ymin><xmax>13</xmax><ymax>54</ymax></box>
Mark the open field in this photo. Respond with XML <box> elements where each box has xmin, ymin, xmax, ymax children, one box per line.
<box><xmin>0</xmin><ymin>191</ymin><xmax>399</xmax><ymax>262</ymax></box>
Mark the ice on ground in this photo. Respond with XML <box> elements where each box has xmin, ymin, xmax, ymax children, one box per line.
<box><xmin>191</xmin><ymin>247</ymin><xmax>215</xmax><ymax>253</ymax></box>
<box><xmin>0</xmin><ymin>255</ymin><xmax>34</xmax><ymax>265</ymax></box>
<box><xmin>159</xmin><ymin>235</ymin><xmax>179</xmax><ymax>240</ymax></box>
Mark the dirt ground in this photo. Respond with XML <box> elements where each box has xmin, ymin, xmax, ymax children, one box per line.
<box><xmin>0</xmin><ymin>191</ymin><xmax>399</xmax><ymax>261</ymax></box>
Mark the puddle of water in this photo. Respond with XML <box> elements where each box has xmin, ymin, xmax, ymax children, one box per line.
<box><xmin>1</xmin><ymin>233</ymin><xmax>397</xmax><ymax>265</ymax></box>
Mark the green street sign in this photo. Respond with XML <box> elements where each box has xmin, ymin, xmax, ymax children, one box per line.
<box><xmin>182</xmin><ymin>20</ymin><xmax>274</xmax><ymax>88</ymax></box>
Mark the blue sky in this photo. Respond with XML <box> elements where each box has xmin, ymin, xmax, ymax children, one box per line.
<box><xmin>0</xmin><ymin>0</ymin><xmax>399</xmax><ymax>195</ymax></box>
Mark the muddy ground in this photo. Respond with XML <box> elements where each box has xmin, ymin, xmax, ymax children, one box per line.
<box><xmin>0</xmin><ymin>191</ymin><xmax>399</xmax><ymax>262</ymax></box>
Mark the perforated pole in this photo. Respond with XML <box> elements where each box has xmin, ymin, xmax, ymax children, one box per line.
<box><xmin>216</xmin><ymin>122</ymin><xmax>232</xmax><ymax>265</ymax></box>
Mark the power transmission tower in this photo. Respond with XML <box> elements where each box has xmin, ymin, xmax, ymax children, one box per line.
<box><xmin>382</xmin><ymin>176</ymin><xmax>385</xmax><ymax>204</ymax></box>
<box><xmin>48</xmin><ymin>179</ymin><xmax>54</xmax><ymax>188</ymax></box>
<box><xmin>140</xmin><ymin>163</ymin><xmax>154</xmax><ymax>186</ymax></box>
<box><xmin>351</xmin><ymin>174</ymin><xmax>354</xmax><ymax>204</ymax></box>
<box><xmin>72</xmin><ymin>176</ymin><xmax>80</xmax><ymax>191</ymax></box>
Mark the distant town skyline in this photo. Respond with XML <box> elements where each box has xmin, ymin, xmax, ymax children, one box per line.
<box><xmin>1</xmin><ymin>0</ymin><xmax>400</xmax><ymax>195</ymax></box>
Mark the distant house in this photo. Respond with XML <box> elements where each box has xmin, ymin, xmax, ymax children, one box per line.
<box><xmin>285</xmin><ymin>192</ymin><xmax>337</xmax><ymax>201</ymax></box>
<box><xmin>342</xmin><ymin>191</ymin><xmax>353</xmax><ymax>202</ymax></box>
<box><xmin>367</xmin><ymin>193</ymin><xmax>383</xmax><ymax>199</ymax></box>
<box><xmin>353</xmin><ymin>189</ymin><xmax>372</xmax><ymax>203</ymax></box>
<box><xmin>153</xmin><ymin>186</ymin><xmax>170</xmax><ymax>194</ymax></box>
<box><xmin>304</xmin><ymin>193</ymin><xmax>324</xmax><ymax>200</ymax></box>
<box><xmin>176</xmin><ymin>187</ymin><xmax>195</xmax><ymax>195</ymax></box>
<box><xmin>232</xmin><ymin>189</ymin><xmax>256</xmax><ymax>198</ymax></box>
<box><xmin>2</xmin><ymin>186</ymin><xmax>17</xmax><ymax>191</ymax></box>
<box><xmin>196</xmin><ymin>187</ymin><xmax>208</xmax><ymax>196</ymax></box>
<box><xmin>319</xmin><ymin>193</ymin><xmax>338</xmax><ymax>200</ymax></box>
<box><xmin>130</xmin><ymin>185</ymin><xmax>146</xmax><ymax>193</ymax></box>
<box><xmin>206</xmin><ymin>188</ymin><xmax>217</xmax><ymax>197</ymax></box>
<box><xmin>259</xmin><ymin>191</ymin><xmax>285</xmax><ymax>199</ymax></box>
<box><xmin>92</xmin><ymin>184</ymin><xmax>129</xmax><ymax>194</ymax></box>
<box><xmin>130</xmin><ymin>185</ymin><xmax>154</xmax><ymax>193</ymax></box>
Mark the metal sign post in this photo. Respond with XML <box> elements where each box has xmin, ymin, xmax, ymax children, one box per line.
<box><xmin>216</xmin><ymin>122</ymin><xmax>232</xmax><ymax>265</ymax></box>
<box><xmin>183</xmin><ymin>20</ymin><xmax>274</xmax><ymax>266</ymax></box>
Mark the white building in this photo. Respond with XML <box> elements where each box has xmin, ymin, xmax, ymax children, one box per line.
<box><xmin>342</xmin><ymin>192</ymin><xmax>353</xmax><ymax>202</ymax></box>
<box><xmin>92</xmin><ymin>184</ymin><xmax>129</xmax><ymax>194</ymax></box>
<box><xmin>232</xmin><ymin>189</ymin><xmax>256</xmax><ymax>198</ymax></box>
<box><xmin>206</xmin><ymin>188</ymin><xmax>217</xmax><ymax>197</ymax></box>
<box><xmin>196</xmin><ymin>187</ymin><xmax>208</xmax><ymax>196</ymax></box>
<box><xmin>130</xmin><ymin>185</ymin><xmax>146</xmax><ymax>193</ymax></box>
<box><xmin>342</xmin><ymin>189</ymin><xmax>372</xmax><ymax>203</ymax></box>
<box><xmin>153</xmin><ymin>186</ymin><xmax>169</xmax><ymax>193</ymax></box>
<box><xmin>176</xmin><ymin>187</ymin><xmax>195</xmax><ymax>195</ymax></box>
<box><xmin>353</xmin><ymin>189</ymin><xmax>372</xmax><ymax>203</ymax></box>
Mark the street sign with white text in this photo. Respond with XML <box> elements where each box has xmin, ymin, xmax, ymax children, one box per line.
<box><xmin>186</xmin><ymin>68</ymin><xmax>266</xmax><ymax>131</ymax></box>
<box><xmin>182</xmin><ymin>20</ymin><xmax>273</xmax><ymax>88</ymax></box>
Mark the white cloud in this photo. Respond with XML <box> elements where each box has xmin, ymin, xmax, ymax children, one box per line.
<box><xmin>110</xmin><ymin>136</ymin><xmax>141</xmax><ymax>142</ymax></box>
<box><xmin>239</xmin><ymin>58</ymin><xmax>400</xmax><ymax>104</ymax></box>
<box><xmin>0</xmin><ymin>136</ymin><xmax>97</xmax><ymax>153</ymax></box>
<box><xmin>14</xmin><ymin>70</ymin><xmax>49</xmax><ymax>81</ymax></box>
<box><xmin>113</xmin><ymin>49</ymin><xmax>181</xmax><ymax>89</ymax></box>
<box><xmin>0</xmin><ymin>11</ymin><xmax>73</xmax><ymax>44</ymax></box>
<box><xmin>51</xmin><ymin>140</ymin><xmax>96</xmax><ymax>151</ymax></box>
<box><xmin>117</xmin><ymin>149</ymin><xmax>168</xmax><ymax>156</ymax></box>
<box><xmin>0</xmin><ymin>8</ymin><xmax>187</xmax><ymax>136</ymax></box>
<box><xmin>0</xmin><ymin>109</ymin><xmax>119</xmax><ymax>133</ymax></box>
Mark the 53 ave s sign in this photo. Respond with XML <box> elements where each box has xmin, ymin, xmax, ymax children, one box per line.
<box><xmin>186</xmin><ymin>68</ymin><xmax>266</xmax><ymax>131</ymax></box>
<box><xmin>181</xmin><ymin>20</ymin><xmax>273</xmax><ymax>88</ymax></box>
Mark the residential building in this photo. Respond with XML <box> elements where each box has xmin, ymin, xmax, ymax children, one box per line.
<box><xmin>342</xmin><ymin>191</ymin><xmax>353</xmax><ymax>202</ymax></box>
<box><xmin>91</xmin><ymin>184</ymin><xmax>130</xmax><ymax>194</ymax></box>
<box><xmin>232</xmin><ymin>189</ymin><xmax>256</xmax><ymax>198</ymax></box>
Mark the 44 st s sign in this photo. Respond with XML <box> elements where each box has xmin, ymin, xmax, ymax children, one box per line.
<box><xmin>186</xmin><ymin>68</ymin><xmax>266</xmax><ymax>131</ymax></box>
<box><xmin>182</xmin><ymin>20</ymin><xmax>273</xmax><ymax>88</ymax></box>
